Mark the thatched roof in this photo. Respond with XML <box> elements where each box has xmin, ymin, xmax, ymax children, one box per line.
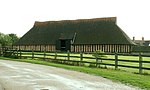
<box><xmin>15</xmin><ymin>17</ymin><xmax>135</xmax><ymax>45</ymax></box>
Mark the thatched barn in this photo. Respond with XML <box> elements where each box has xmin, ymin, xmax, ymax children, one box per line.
<box><xmin>14</xmin><ymin>17</ymin><xmax>135</xmax><ymax>53</ymax></box>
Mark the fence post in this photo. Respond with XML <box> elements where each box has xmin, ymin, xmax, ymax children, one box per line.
<box><xmin>54</xmin><ymin>51</ymin><xmax>57</xmax><ymax>60</ymax></box>
<box><xmin>95</xmin><ymin>51</ymin><xmax>98</xmax><ymax>67</ymax></box>
<box><xmin>17</xmin><ymin>49</ymin><xmax>19</xmax><ymax>58</ymax></box>
<box><xmin>0</xmin><ymin>47</ymin><xmax>1</xmax><ymax>56</ymax></box>
<box><xmin>115</xmin><ymin>52</ymin><xmax>118</xmax><ymax>69</ymax></box>
<box><xmin>139</xmin><ymin>52</ymin><xmax>143</xmax><ymax>74</ymax></box>
<box><xmin>80</xmin><ymin>52</ymin><xmax>83</xmax><ymax>66</ymax></box>
<box><xmin>32</xmin><ymin>49</ymin><xmax>34</xmax><ymax>59</ymax></box>
<box><xmin>13</xmin><ymin>48</ymin><xmax>16</xmax><ymax>57</ymax></box>
<box><xmin>67</xmin><ymin>50</ymin><xmax>70</xmax><ymax>60</ymax></box>
<box><xmin>19</xmin><ymin>51</ymin><xmax>22</xmax><ymax>59</ymax></box>
<box><xmin>96</xmin><ymin>56</ymin><xmax>98</xmax><ymax>67</ymax></box>
<box><xmin>44</xmin><ymin>49</ymin><xmax>46</xmax><ymax>60</ymax></box>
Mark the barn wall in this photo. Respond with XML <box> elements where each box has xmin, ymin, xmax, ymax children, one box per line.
<box><xmin>13</xmin><ymin>44</ymin><xmax>132</xmax><ymax>53</ymax></box>
<box><xmin>71</xmin><ymin>44</ymin><xmax>132</xmax><ymax>53</ymax></box>
<box><xmin>13</xmin><ymin>45</ymin><xmax>56</xmax><ymax>52</ymax></box>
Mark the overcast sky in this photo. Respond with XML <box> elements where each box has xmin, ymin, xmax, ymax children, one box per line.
<box><xmin>0</xmin><ymin>0</ymin><xmax>150</xmax><ymax>40</ymax></box>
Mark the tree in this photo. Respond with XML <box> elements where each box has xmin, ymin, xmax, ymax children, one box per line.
<box><xmin>8</xmin><ymin>33</ymin><xmax>19</xmax><ymax>44</ymax></box>
<box><xmin>0</xmin><ymin>33</ymin><xmax>10</xmax><ymax>46</ymax></box>
<box><xmin>0</xmin><ymin>32</ymin><xmax>19</xmax><ymax>46</ymax></box>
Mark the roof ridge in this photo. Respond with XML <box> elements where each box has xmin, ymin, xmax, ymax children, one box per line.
<box><xmin>34</xmin><ymin>17</ymin><xmax>116</xmax><ymax>26</ymax></box>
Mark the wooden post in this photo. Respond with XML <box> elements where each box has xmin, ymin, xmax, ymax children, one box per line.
<box><xmin>40</xmin><ymin>45</ymin><xmax>41</xmax><ymax>52</ymax></box>
<box><xmin>17</xmin><ymin>49</ymin><xmax>19</xmax><ymax>58</ymax></box>
<box><xmin>96</xmin><ymin>56</ymin><xmax>98</xmax><ymax>67</ymax></box>
<box><xmin>19</xmin><ymin>45</ymin><xmax>20</xmax><ymax>51</ymax></box>
<box><xmin>67</xmin><ymin>50</ymin><xmax>70</xmax><ymax>60</ymax></box>
<box><xmin>19</xmin><ymin>51</ymin><xmax>22</xmax><ymax>59</ymax></box>
<box><xmin>44</xmin><ymin>49</ymin><xmax>46</xmax><ymax>60</ymax></box>
<box><xmin>12</xmin><ymin>48</ymin><xmax>16</xmax><ymax>57</ymax></box>
<box><xmin>0</xmin><ymin>47</ymin><xmax>1</xmax><ymax>56</ymax></box>
<box><xmin>115</xmin><ymin>52</ymin><xmax>118</xmax><ymax>69</ymax></box>
<box><xmin>32</xmin><ymin>49</ymin><xmax>34</xmax><ymax>59</ymax></box>
<box><xmin>96</xmin><ymin>51</ymin><xmax>98</xmax><ymax>67</ymax></box>
<box><xmin>54</xmin><ymin>51</ymin><xmax>57</xmax><ymax>60</ymax></box>
<box><xmin>139</xmin><ymin>52</ymin><xmax>143</xmax><ymax>74</ymax></box>
<box><xmin>80</xmin><ymin>52</ymin><xmax>83</xmax><ymax>66</ymax></box>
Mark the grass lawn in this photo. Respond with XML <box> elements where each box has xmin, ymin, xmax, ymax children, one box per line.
<box><xmin>0</xmin><ymin>56</ymin><xmax>150</xmax><ymax>89</ymax></box>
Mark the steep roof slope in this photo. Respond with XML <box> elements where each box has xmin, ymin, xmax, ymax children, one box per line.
<box><xmin>15</xmin><ymin>17</ymin><xmax>135</xmax><ymax>45</ymax></box>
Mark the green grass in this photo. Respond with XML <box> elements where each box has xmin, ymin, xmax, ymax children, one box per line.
<box><xmin>0</xmin><ymin>56</ymin><xmax>150</xmax><ymax>89</ymax></box>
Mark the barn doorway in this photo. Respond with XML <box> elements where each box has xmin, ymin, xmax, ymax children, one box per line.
<box><xmin>56</xmin><ymin>39</ymin><xmax>71</xmax><ymax>51</ymax></box>
<box><xmin>60</xmin><ymin>40</ymin><xmax>66</xmax><ymax>51</ymax></box>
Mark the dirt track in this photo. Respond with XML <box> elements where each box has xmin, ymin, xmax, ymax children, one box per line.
<box><xmin>0</xmin><ymin>60</ymin><xmax>140</xmax><ymax>90</ymax></box>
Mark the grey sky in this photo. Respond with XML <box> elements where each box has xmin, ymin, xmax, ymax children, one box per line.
<box><xmin>0</xmin><ymin>0</ymin><xmax>150</xmax><ymax>40</ymax></box>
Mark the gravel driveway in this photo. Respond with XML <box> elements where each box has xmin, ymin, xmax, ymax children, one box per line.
<box><xmin>0</xmin><ymin>60</ymin><xmax>140</xmax><ymax>90</ymax></box>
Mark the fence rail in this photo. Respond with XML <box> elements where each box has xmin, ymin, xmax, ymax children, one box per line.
<box><xmin>1</xmin><ymin>49</ymin><xmax>150</xmax><ymax>74</ymax></box>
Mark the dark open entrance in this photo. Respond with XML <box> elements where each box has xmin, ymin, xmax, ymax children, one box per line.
<box><xmin>60</xmin><ymin>40</ymin><xmax>66</xmax><ymax>51</ymax></box>
<box><xmin>56</xmin><ymin>39</ymin><xmax>71</xmax><ymax>51</ymax></box>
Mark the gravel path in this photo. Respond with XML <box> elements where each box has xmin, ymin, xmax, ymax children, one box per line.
<box><xmin>0</xmin><ymin>60</ymin><xmax>140</xmax><ymax>90</ymax></box>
